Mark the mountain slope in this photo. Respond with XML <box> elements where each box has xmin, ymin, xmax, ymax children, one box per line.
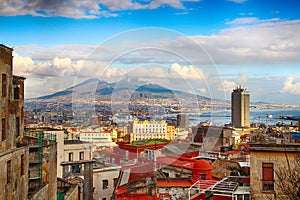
<box><xmin>34</xmin><ymin>78</ymin><xmax>212</xmax><ymax>102</ymax></box>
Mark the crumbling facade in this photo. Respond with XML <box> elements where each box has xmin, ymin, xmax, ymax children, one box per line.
<box><xmin>0</xmin><ymin>44</ymin><xmax>28</xmax><ymax>199</ymax></box>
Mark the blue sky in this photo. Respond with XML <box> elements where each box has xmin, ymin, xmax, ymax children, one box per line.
<box><xmin>1</xmin><ymin>0</ymin><xmax>300</xmax><ymax>104</ymax></box>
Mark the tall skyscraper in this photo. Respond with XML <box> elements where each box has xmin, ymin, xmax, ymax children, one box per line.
<box><xmin>177</xmin><ymin>114</ymin><xmax>190</xmax><ymax>129</ymax></box>
<box><xmin>231</xmin><ymin>86</ymin><xmax>250</xmax><ymax>128</ymax></box>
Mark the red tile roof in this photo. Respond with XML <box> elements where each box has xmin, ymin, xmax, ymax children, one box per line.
<box><xmin>156</xmin><ymin>156</ymin><xmax>194</xmax><ymax>169</ymax></box>
<box><xmin>157</xmin><ymin>180</ymin><xmax>192</xmax><ymax>187</ymax></box>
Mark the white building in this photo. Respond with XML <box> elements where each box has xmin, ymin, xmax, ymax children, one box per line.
<box><xmin>79</xmin><ymin>131</ymin><xmax>117</xmax><ymax>148</ymax></box>
<box><xmin>93</xmin><ymin>166</ymin><xmax>121</xmax><ymax>200</ymax></box>
<box><xmin>131</xmin><ymin>120</ymin><xmax>167</xmax><ymax>141</ymax></box>
<box><xmin>80</xmin><ymin>131</ymin><xmax>112</xmax><ymax>143</ymax></box>
<box><xmin>61</xmin><ymin>140</ymin><xmax>93</xmax><ymax>178</ymax></box>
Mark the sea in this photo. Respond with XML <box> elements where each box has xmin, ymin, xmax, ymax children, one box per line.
<box><xmin>187</xmin><ymin>108</ymin><xmax>300</xmax><ymax>127</ymax></box>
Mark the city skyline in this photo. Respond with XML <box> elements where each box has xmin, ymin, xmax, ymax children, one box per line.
<box><xmin>1</xmin><ymin>0</ymin><xmax>300</xmax><ymax>104</ymax></box>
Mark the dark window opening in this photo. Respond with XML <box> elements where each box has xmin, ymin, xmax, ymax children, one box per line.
<box><xmin>68</xmin><ymin>152</ymin><xmax>73</xmax><ymax>161</ymax></box>
<box><xmin>7</xmin><ymin>160</ymin><xmax>11</xmax><ymax>184</ymax></box>
<box><xmin>2</xmin><ymin>74</ymin><xmax>7</xmax><ymax>97</ymax></box>
<box><xmin>16</xmin><ymin>117</ymin><xmax>20</xmax><ymax>137</ymax></box>
<box><xmin>102</xmin><ymin>179</ymin><xmax>108</xmax><ymax>190</ymax></box>
<box><xmin>79</xmin><ymin>151</ymin><xmax>84</xmax><ymax>160</ymax></box>
<box><xmin>21</xmin><ymin>154</ymin><xmax>25</xmax><ymax>175</ymax></box>
<box><xmin>14</xmin><ymin>85</ymin><xmax>20</xmax><ymax>100</ymax></box>
<box><xmin>71</xmin><ymin>164</ymin><xmax>81</xmax><ymax>174</ymax></box>
<box><xmin>200</xmin><ymin>174</ymin><xmax>206</xmax><ymax>180</ymax></box>
<box><xmin>2</xmin><ymin>118</ymin><xmax>6</xmax><ymax>141</ymax></box>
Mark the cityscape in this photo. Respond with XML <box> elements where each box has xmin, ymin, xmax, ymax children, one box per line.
<box><xmin>1</xmin><ymin>0</ymin><xmax>300</xmax><ymax>200</ymax></box>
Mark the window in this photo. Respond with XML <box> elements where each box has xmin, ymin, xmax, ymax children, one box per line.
<box><xmin>262</xmin><ymin>162</ymin><xmax>274</xmax><ymax>191</ymax></box>
<box><xmin>16</xmin><ymin>117</ymin><xmax>20</xmax><ymax>137</ymax></box>
<box><xmin>79</xmin><ymin>151</ymin><xmax>84</xmax><ymax>160</ymax></box>
<box><xmin>200</xmin><ymin>174</ymin><xmax>206</xmax><ymax>180</ymax></box>
<box><xmin>2</xmin><ymin>74</ymin><xmax>7</xmax><ymax>97</ymax></box>
<box><xmin>68</xmin><ymin>152</ymin><xmax>73</xmax><ymax>161</ymax></box>
<box><xmin>2</xmin><ymin>118</ymin><xmax>6</xmax><ymax>141</ymax></box>
<box><xmin>102</xmin><ymin>179</ymin><xmax>108</xmax><ymax>190</ymax></box>
<box><xmin>21</xmin><ymin>154</ymin><xmax>25</xmax><ymax>175</ymax></box>
<box><xmin>72</xmin><ymin>164</ymin><xmax>81</xmax><ymax>174</ymax></box>
<box><xmin>7</xmin><ymin>160</ymin><xmax>11</xmax><ymax>184</ymax></box>
<box><xmin>14</xmin><ymin>85</ymin><xmax>20</xmax><ymax>100</ymax></box>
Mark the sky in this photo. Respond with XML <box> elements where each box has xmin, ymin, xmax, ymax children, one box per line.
<box><xmin>1</xmin><ymin>0</ymin><xmax>300</xmax><ymax>104</ymax></box>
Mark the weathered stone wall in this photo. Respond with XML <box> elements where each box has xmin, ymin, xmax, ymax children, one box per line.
<box><xmin>0</xmin><ymin>146</ymin><xmax>29</xmax><ymax>200</ymax></box>
<box><xmin>1</xmin><ymin>45</ymin><xmax>13</xmax><ymax>151</ymax></box>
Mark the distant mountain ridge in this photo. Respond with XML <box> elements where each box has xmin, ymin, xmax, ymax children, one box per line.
<box><xmin>34</xmin><ymin>78</ymin><xmax>212</xmax><ymax>101</ymax></box>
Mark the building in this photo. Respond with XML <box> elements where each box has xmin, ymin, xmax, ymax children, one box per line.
<box><xmin>60</xmin><ymin>140</ymin><xmax>92</xmax><ymax>179</ymax></box>
<box><xmin>131</xmin><ymin>120</ymin><xmax>168</xmax><ymax>141</ymax></box>
<box><xmin>250</xmin><ymin>143</ymin><xmax>300</xmax><ymax>199</ymax></box>
<box><xmin>192</xmin><ymin>125</ymin><xmax>235</xmax><ymax>151</ymax></box>
<box><xmin>114</xmin><ymin>154</ymin><xmax>250</xmax><ymax>200</ymax></box>
<box><xmin>231</xmin><ymin>87</ymin><xmax>250</xmax><ymax>128</ymax></box>
<box><xmin>24</xmin><ymin>127</ymin><xmax>92</xmax><ymax>178</ymax></box>
<box><xmin>79</xmin><ymin>130</ymin><xmax>116</xmax><ymax>147</ymax></box>
<box><xmin>177</xmin><ymin>114</ymin><xmax>190</xmax><ymax>128</ymax></box>
<box><xmin>93</xmin><ymin>165</ymin><xmax>121</xmax><ymax>200</ymax></box>
<box><xmin>1</xmin><ymin>44</ymin><xmax>79</xmax><ymax>200</ymax></box>
<box><xmin>22</xmin><ymin>134</ymin><xmax>58</xmax><ymax>200</ymax></box>
<box><xmin>0</xmin><ymin>44</ymin><xmax>29</xmax><ymax>200</ymax></box>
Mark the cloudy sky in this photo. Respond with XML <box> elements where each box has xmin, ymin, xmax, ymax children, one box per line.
<box><xmin>1</xmin><ymin>0</ymin><xmax>300</xmax><ymax>104</ymax></box>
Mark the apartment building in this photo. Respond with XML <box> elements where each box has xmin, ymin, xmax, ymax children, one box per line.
<box><xmin>0</xmin><ymin>44</ymin><xmax>29</xmax><ymax>200</ymax></box>
<box><xmin>131</xmin><ymin>120</ymin><xmax>168</xmax><ymax>141</ymax></box>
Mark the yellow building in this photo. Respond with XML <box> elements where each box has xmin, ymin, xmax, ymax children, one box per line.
<box><xmin>166</xmin><ymin>124</ymin><xmax>177</xmax><ymax>140</ymax></box>
<box><xmin>250</xmin><ymin>143</ymin><xmax>300</xmax><ymax>200</ymax></box>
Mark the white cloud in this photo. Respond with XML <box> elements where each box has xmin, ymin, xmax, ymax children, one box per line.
<box><xmin>16</xmin><ymin>18</ymin><xmax>300</xmax><ymax>68</ymax></box>
<box><xmin>236</xmin><ymin>73</ymin><xmax>248</xmax><ymax>87</ymax></box>
<box><xmin>226</xmin><ymin>17</ymin><xmax>280</xmax><ymax>26</ymax></box>
<box><xmin>221</xmin><ymin>80</ymin><xmax>237</xmax><ymax>92</ymax></box>
<box><xmin>11</xmin><ymin>18</ymin><xmax>300</xmax><ymax>102</ymax></box>
<box><xmin>191</xmin><ymin>18</ymin><xmax>300</xmax><ymax>64</ymax></box>
<box><xmin>0</xmin><ymin>0</ymin><xmax>107</xmax><ymax>18</ymax></box>
<box><xmin>168</xmin><ymin>63</ymin><xmax>206</xmax><ymax>79</ymax></box>
<box><xmin>0</xmin><ymin>0</ymin><xmax>198</xmax><ymax>18</ymax></box>
<box><xmin>13</xmin><ymin>53</ymin><xmax>81</xmax><ymax>78</ymax></box>
<box><xmin>198</xmin><ymin>88</ymin><xmax>207</xmax><ymax>94</ymax></box>
<box><xmin>13</xmin><ymin>53</ymin><xmax>34</xmax><ymax>77</ymax></box>
<box><xmin>280</xmin><ymin>76</ymin><xmax>300</xmax><ymax>94</ymax></box>
<box><xmin>226</xmin><ymin>17</ymin><xmax>259</xmax><ymax>25</ymax></box>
